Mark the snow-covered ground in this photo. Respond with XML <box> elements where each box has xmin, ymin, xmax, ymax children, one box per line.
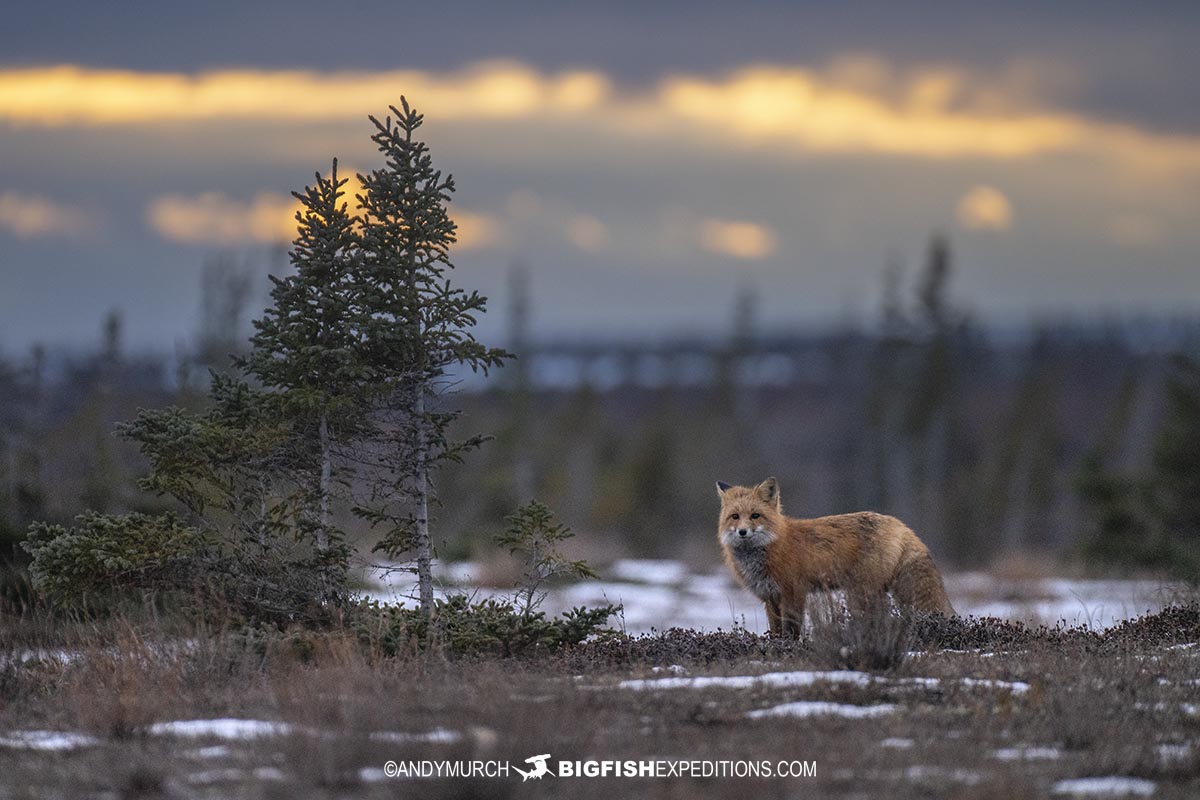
<box><xmin>607</xmin><ymin>669</ymin><xmax>1029</xmax><ymax>695</ymax></box>
<box><xmin>0</xmin><ymin>720</ymin><xmax>463</xmax><ymax>752</ymax></box>
<box><xmin>362</xmin><ymin>558</ymin><xmax>1182</xmax><ymax>635</ymax></box>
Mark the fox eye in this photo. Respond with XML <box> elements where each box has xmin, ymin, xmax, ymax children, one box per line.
<box><xmin>751</xmin><ymin>513</ymin><xmax>761</xmax><ymax>520</ymax></box>
<box><xmin>730</xmin><ymin>513</ymin><xmax>740</xmax><ymax>521</ymax></box>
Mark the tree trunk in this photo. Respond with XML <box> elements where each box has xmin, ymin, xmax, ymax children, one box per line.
<box><xmin>256</xmin><ymin>475</ymin><xmax>268</xmax><ymax>548</ymax></box>
<box><xmin>413</xmin><ymin>389</ymin><xmax>435</xmax><ymax>615</ymax></box>
<box><xmin>317</xmin><ymin>412</ymin><xmax>333</xmax><ymax>601</ymax></box>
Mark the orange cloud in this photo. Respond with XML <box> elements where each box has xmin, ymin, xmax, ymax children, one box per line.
<box><xmin>956</xmin><ymin>185</ymin><xmax>1013</xmax><ymax>231</ymax></box>
<box><xmin>700</xmin><ymin>218</ymin><xmax>777</xmax><ymax>260</ymax></box>
<box><xmin>450</xmin><ymin>209</ymin><xmax>505</xmax><ymax>251</ymax></box>
<box><xmin>147</xmin><ymin>192</ymin><xmax>297</xmax><ymax>245</ymax></box>
<box><xmin>566</xmin><ymin>214</ymin><xmax>608</xmax><ymax>252</ymax></box>
<box><xmin>5</xmin><ymin>61</ymin><xmax>1200</xmax><ymax>171</ymax></box>
<box><xmin>147</xmin><ymin>174</ymin><xmax>499</xmax><ymax>250</ymax></box>
<box><xmin>0</xmin><ymin>62</ymin><xmax>609</xmax><ymax>126</ymax></box>
<box><xmin>0</xmin><ymin>191</ymin><xmax>93</xmax><ymax>238</ymax></box>
<box><xmin>658</xmin><ymin>67</ymin><xmax>1080</xmax><ymax>159</ymax></box>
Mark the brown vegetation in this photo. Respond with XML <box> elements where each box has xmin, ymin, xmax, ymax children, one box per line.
<box><xmin>2</xmin><ymin>603</ymin><xmax>1198</xmax><ymax>798</ymax></box>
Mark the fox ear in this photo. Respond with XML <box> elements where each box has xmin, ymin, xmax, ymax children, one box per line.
<box><xmin>715</xmin><ymin>480</ymin><xmax>732</xmax><ymax>495</ymax></box>
<box><xmin>755</xmin><ymin>477</ymin><xmax>781</xmax><ymax>509</ymax></box>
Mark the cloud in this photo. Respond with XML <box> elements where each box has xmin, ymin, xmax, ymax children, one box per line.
<box><xmin>699</xmin><ymin>218</ymin><xmax>777</xmax><ymax>260</ymax></box>
<box><xmin>450</xmin><ymin>209</ymin><xmax>505</xmax><ymax>251</ymax></box>
<box><xmin>656</xmin><ymin>67</ymin><xmax>1082</xmax><ymax>159</ymax></box>
<box><xmin>3</xmin><ymin>60</ymin><xmax>1199</xmax><ymax>171</ymax></box>
<box><xmin>147</xmin><ymin>176</ymin><xmax>499</xmax><ymax>250</ymax></box>
<box><xmin>956</xmin><ymin>185</ymin><xmax>1013</xmax><ymax>231</ymax></box>
<box><xmin>566</xmin><ymin>214</ymin><xmax>608</xmax><ymax>252</ymax></box>
<box><xmin>0</xmin><ymin>191</ymin><xmax>93</xmax><ymax>237</ymax></box>
<box><xmin>147</xmin><ymin>192</ymin><xmax>297</xmax><ymax>245</ymax></box>
<box><xmin>0</xmin><ymin>62</ymin><xmax>609</xmax><ymax>126</ymax></box>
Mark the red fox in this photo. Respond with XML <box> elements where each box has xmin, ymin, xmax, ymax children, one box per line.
<box><xmin>716</xmin><ymin>477</ymin><xmax>954</xmax><ymax>636</ymax></box>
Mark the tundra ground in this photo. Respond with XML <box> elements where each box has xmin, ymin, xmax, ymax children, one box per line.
<box><xmin>2</xmin><ymin>604</ymin><xmax>1199</xmax><ymax>799</ymax></box>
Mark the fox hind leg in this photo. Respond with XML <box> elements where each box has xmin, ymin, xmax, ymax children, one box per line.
<box><xmin>890</xmin><ymin>556</ymin><xmax>955</xmax><ymax>615</ymax></box>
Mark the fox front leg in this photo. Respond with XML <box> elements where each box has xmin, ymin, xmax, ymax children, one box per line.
<box><xmin>781</xmin><ymin>594</ymin><xmax>806</xmax><ymax>638</ymax></box>
<box><xmin>765</xmin><ymin>598</ymin><xmax>782</xmax><ymax>637</ymax></box>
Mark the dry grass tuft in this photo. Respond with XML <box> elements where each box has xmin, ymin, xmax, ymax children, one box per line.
<box><xmin>806</xmin><ymin>594</ymin><xmax>914</xmax><ymax>671</ymax></box>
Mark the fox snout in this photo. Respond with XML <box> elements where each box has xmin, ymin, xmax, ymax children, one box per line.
<box><xmin>722</xmin><ymin>525</ymin><xmax>773</xmax><ymax>548</ymax></box>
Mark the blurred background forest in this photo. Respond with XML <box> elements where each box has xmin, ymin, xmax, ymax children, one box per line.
<box><xmin>4</xmin><ymin>238</ymin><xmax>1199</xmax><ymax>610</ymax></box>
<box><xmin>6</xmin><ymin>3</ymin><xmax>1200</xmax><ymax>613</ymax></box>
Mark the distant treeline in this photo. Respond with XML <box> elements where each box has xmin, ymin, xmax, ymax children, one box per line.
<box><xmin>3</xmin><ymin>241</ymin><xmax>1200</xmax><ymax>607</ymax></box>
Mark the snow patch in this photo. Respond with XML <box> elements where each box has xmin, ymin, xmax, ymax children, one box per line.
<box><xmin>1052</xmin><ymin>777</ymin><xmax>1156</xmax><ymax>796</ymax></box>
<box><xmin>615</xmin><ymin>670</ymin><xmax>1028</xmax><ymax>694</ymax></box>
<box><xmin>609</xmin><ymin>559</ymin><xmax>688</xmax><ymax>585</ymax></box>
<box><xmin>186</xmin><ymin>745</ymin><xmax>233</xmax><ymax>759</ymax></box>
<box><xmin>880</xmin><ymin>737</ymin><xmax>914</xmax><ymax>749</ymax></box>
<box><xmin>369</xmin><ymin>728</ymin><xmax>462</xmax><ymax>744</ymax></box>
<box><xmin>649</xmin><ymin>665</ymin><xmax>688</xmax><ymax>675</ymax></box>
<box><xmin>617</xmin><ymin>670</ymin><xmax>873</xmax><ymax>691</ymax></box>
<box><xmin>187</xmin><ymin>767</ymin><xmax>286</xmax><ymax>784</ymax></box>
<box><xmin>148</xmin><ymin>719</ymin><xmax>292</xmax><ymax>739</ymax></box>
<box><xmin>368</xmin><ymin>563</ymin><xmax>1180</xmax><ymax>635</ymax></box>
<box><xmin>0</xmin><ymin>730</ymin><xmax>100</xmax><ymax>751</ymax></box>
<box><xmin>900</xmin><ymin>676</ymin><xmax>1030</xmax><ymax>694</ymax></box>
<box><xmin>747</xmin><ymin>702</ymin><xmax>896</xmax><ymax>720</ymax></box>
<box><xmin>904</xmin><ymin>765</ymin><xmax>982</xmax><ymax>784</ymax></box>
<box><xmin>0</xmin><ymin>648</ymin><xmax>82</xmax><ymax>667</ymax></box>
<box><xmin>148</xmin><ymin>718</ymin><xmax>462</xmax><ymax>746</ymax></box>
<box><xmin>993</xmin><ymin>746</ymin><xmax>1061</xmax><ymax>761</ymax></box>
<box><xmin>1156</xmin><ymin>743</ymin><xmax>1192</xmax><ymax>762</ymax></box>
<box><xmin>187</xmin><ymin>769</ymin><xmax>244</xmax><ymax>784</ymax></box>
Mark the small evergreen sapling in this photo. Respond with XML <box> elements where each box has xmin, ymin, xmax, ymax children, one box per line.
<box><xmin>495</xmin><ymin>501</ymin><xmax>598</xmax><ymax>617</ymax></box>
<box><xmin>351</xmin><ymin>501</ymin><xmax>615</xmax><ymax>657</ymax></box>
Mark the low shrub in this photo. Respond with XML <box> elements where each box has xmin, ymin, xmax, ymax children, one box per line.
<box><xmin>22</xmin><ymin>511</ymin><xmax>329</xmax><ymax>624</ymax></box>
<box><xmin>349</xmin><ymin>594</ymin><xmax>618</xmax><ymax>658</ymax></box>
<box><xmin>23</xmin><ymin>512</ymin><xmax>206</xmax><ymax>612</ymax></box>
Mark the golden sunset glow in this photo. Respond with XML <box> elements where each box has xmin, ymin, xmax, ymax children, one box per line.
<box><xmin>147</xmin><ymin>168</ymin><xmax>498</xmax><ymax>250</ymax></box>
<box><xmin>449</xmin><ymin>209</ymin><xmax>505</xmax><ymax>251</ymax></box>
<box><xmin>4</xmin><ymin>61</ymin><xmax>1200</xmax><ymax>172</ymax></box>
<box><xmin>658</xmin><ymin>67</ymin><xmax>1081</xmax><ymax>159</ymax></box>
<box><xmin>0</xmin><ymin>192</ymin><xmax>91</xmax><ymax>237</ymax></box>
<box><xmin>956</xmin><ymin>185</ymin><xmax>1013</xmax><ymax>231</ymax></box>
<box><xmin>147</xmin><ymin>192</ymin><xmax>297</xmax><ymax>245</ymax></box>
<box><xmin>0</xmin><ymin>62</ymin><xmax>610</xmax><ymax>126</ymax></box>
<box><xmin>699</xmin><ymin>218</ymin><xmax>777</xmax><ymax>260</ymax></box>
<box><xmin>566</xmin><ymin>214</ymin><xmax>608</xmax><ymax>252</ymax></box>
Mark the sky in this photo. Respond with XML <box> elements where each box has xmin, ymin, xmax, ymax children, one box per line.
<box><xmin>1</xmin><ymin>1</ymin><xmax>1198</xmax><ymax>353</ymax></box>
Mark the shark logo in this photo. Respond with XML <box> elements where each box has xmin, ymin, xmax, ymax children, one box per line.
<box><xmin>514</xmin><ymin>754</ymin><xmax>552</xmax><ymax>781</ymax></box>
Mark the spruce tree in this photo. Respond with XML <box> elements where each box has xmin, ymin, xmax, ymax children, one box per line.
<box><xmin>238</xmin><ymin>159</ymin><xmax>361</xmax><ymax>602</ymax></box>
<box><xmin>353</xmin><ymin>99</ymin><xmax>509</xmax><ymax>614</ymax></box>
<box><xmin>24</xmin><ymin>98</ymin><xmax>509</xmax><ymax>621</ymax></box>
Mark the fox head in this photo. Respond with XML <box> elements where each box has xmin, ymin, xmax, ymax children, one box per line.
<box><xmin>715</xmin><ymin>477</ymin><xmax>783</xmax><ymax>549</ymax></box>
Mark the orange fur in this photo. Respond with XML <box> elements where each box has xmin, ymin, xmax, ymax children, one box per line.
<box><xmin>716</xmin><ymin>477</ymin><xmax>954</xmax><ymax>636</ymax></box>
